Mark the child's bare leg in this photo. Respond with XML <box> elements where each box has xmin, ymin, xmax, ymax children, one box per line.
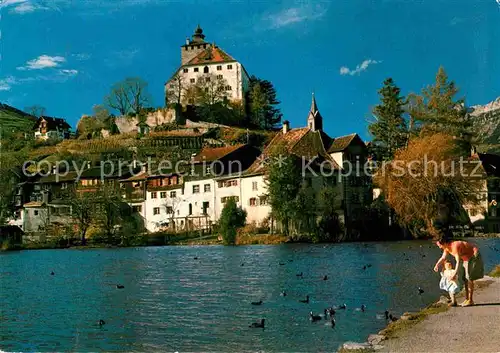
<box><xmin>449</xmin><ymin>292</ymin><xmax>457</xmax><ymax>306</ymax></box>
<box><xmin>464</xmin><ymin>280</ymin><xmax>470</xmax><ymax>300</ymax></box>
<box><xmin>469</xmin><ymin>281</ymin><xmax>474</xmax><ymax>303</ymax></box>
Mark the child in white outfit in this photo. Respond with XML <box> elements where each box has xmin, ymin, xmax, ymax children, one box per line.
<box><xmin>439</xmin><ymin>260</ymin><xmax>463</xmax><ymax>306</ymax></box>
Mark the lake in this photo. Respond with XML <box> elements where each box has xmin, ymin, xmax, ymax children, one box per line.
<box><xmin>1</xmin><ymin>239</ymin><xmax>499</xmax><ymax>352</ymax></box>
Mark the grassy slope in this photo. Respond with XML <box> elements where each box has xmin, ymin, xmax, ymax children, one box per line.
<box><xmin>0</xmin><ymin>104</ymin><xmax>36</xmax><ymax>137</ymax></box>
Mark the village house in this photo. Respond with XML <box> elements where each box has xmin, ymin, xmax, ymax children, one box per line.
<box><xmin>466</xmin><ymin>153</ymin><xmax>500</xmax><ymax>233</ymax></box>
<box><xmin>33</xmin><ymin>116</ymin><xmax>71</xmax><ymax>140</ymax></box>
<box><xmin>123</xmin><ymin>94</ymin><xmax>371</xmax><ymax>233</ymax></box>
<box><xmin>165</xmin><ymin>25</ymin><xmax>250</xmax><ymax>106</ymax></box>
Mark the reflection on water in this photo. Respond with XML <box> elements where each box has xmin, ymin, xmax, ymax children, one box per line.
<box><xmin>1</xmin><ymin>239</ymin><xmax>499</xmax><ymax>352</ymax></box>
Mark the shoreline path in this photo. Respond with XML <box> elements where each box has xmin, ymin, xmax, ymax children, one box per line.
<box><xmin>380</xmin><ymin>277</ymin><xmax>500</xmax><ymax>353</ymax></box>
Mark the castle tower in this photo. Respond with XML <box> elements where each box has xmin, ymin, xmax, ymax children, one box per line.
<box><xmin>181</xmin><ymin>25</ymin><xmax>210</xmax><ymax>65</ymax></box>
<box><xmin>307</xmin><ymin>93</ymin><xmax>323</xmax><ymax>131</ymax></box>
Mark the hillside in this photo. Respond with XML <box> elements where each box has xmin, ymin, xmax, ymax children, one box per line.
<box><xmin>0</xmin><ymin>103</ymin><xmax>36</xmax><ymax>137</ymax></box>
<box><xmin>469</xmin><ymin>97</ymin><xmax>500</xmax><ymax>154</ymax></box>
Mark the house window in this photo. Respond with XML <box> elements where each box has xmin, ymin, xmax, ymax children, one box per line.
<box><xmin>227</xmin><ymin>64</ymin><xmax>233</xmax><ymax>69</ymax></box>
<box><xmin>225</xmin><ymin>85</ymin><xmax>232</xmax><ymax>91</ymax></box>
<box><xmin>217</xmin><ymin>74</ymin><xmax>223</xmax><ymax>79</ymax></box>
<box><xmin>183</xmin><ymin>68</ymin><xmax>188</xmax><ymax>73</ymax></box>
<box><xmin>204</xmin><ymin>184</ymin><xmax>211</xmax><ymax>192</ymax></box>
<box><xmin>160</xmin><ymin>192</ymin><xmax>167</xmax><ymax>198</ymax></box>
<box><xmin>205</xmin><ymin>77</ymin><xmax>211</xmax><ymax>82</ymax></box>
<box><xmin>170</xmin><ymin>191</ymin><xmax>177</xmax><ymax>198</ymax></box>
<box><xmin>252</xmin><ymin>181</ymin><xmax>258</xmax><ymax>191</ymax></box>
<box><xmin>166</xmin><ymin>206</ymin><xmax>173</xmax><ymax>214</ymax></box>
<box><xmin>34</xmin><ymin>210</ymin><xmax>39</xmax><ymax>216</ymax></box>
<box><xmin>153</xmin><ymin>207</ymin><xmax>161</xmax><ymax>215</ymax></box>
<box><xmin>203</xmin><ymin>66</ymin><xmax>209</xmax><ymax>73</ymax></box>
<box><xmin>190</xmin><ymin>78</ymin><xmax>195</xmax><ymax>83</ymax></box>
<box><xmin>193</xmin><ymin>185</ymin><xmax>200</xmax><ymax>193</ymax></box>
<box><xmin>202</xmin><ymin>201</ymin><xmax>209</xmax><ymax>214</ymax></box>
<box><xmin>221</xmin><ymin>196</ymin><xmax>239</xmax><ymax>204</ymax></box>
<box><xmin>132</xmin><ymin>205</ymin><xmax>142</xmax><ymax>213</ymax></box>
<box><xmin>259</xmin><ymin>196</ymin><xmax>268</xmax><ymax>205</ymax></box>
<box><xmin>249</xmin><ymin>198</ymin><xmax>257</xmax><ymax>206</ymax></box>
<box><xmin>189</xmin><ymin>203</ymin><xmax>193</xmax><ymax>215</ymax></box>
<box><xmin>194</xmin><ymin>67</ymin><xmax>199</xmax><ymax>72</ymax></box>
<box><xmin>217</xmin><ymin>65</ymin><xmax>222</xmax><ymax>70</ymax></box>
<box><xmin>151</xmin><ymin>192</ymin><xmax>158</xmax><ymax>199</ymax></box>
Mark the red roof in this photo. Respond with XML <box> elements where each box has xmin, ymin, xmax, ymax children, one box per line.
<box><xmin>328</xmin><ymin>133</ymin><xmax>360</xmax><ymax>153</ymax></box>
<box><xmin>185</xmin><ymin>46</ymin><xmax>235</xmax><ymax>66</ymax></box>
<box><xmin>246</xmin><ymin>128</ymin><xmax>341</xmax><ymax>174</ymax></box>
<box><xmin>192</xmin><ymin>144</ymin><xmax>244</xmax><ymax>162</ymax></box>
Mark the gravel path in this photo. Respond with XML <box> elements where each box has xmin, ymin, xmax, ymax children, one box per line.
<box><xmin>380</xmin><ymin>277</ymin><xmax>500</xmax><ymax>353</ymax></box>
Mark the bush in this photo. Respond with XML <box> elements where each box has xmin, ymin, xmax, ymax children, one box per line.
<box><xmin>218</xmin><ymin>198</ymin><xmax>246</xmax><ymax>245</ymax></box>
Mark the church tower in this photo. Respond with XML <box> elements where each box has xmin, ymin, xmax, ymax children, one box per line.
<box><xmin>181</xmin><ymin>25</ymin><xmax>209</xmax><ymax>65</ymax></box>
<box><xmin>307</xmin><ymin>93</ymin><xmax>323</xmax><ymax>131</ymax></box>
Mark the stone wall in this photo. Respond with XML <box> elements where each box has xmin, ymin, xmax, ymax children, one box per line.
<box><xmin>115</xmin><ymin>109</ymin><xmax>178</xmax><ymax>134</ymax></box>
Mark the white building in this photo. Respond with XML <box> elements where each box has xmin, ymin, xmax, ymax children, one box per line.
<box><xmin>34</xmin><ymin>116</ymin><xmax>71</xmax><ymax>140</ymax></box>
<box><xmin>165</xmin><ymin>25</ymin><xmax>250</xmax><ymax>106</ymax></box>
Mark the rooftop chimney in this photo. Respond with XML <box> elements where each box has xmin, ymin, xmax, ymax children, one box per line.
<box><xmin>186</xmin><ymin>37</ymin><xmax>190</xmax><ymax>45</ymax></box>
<box><xmin>282</xmin><ymin>120</ymin><xmax>290</xmax><ymax>134</ymax></box>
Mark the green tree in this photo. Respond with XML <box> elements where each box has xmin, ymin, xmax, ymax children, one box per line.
<box><xmin>409</xmin><ymin>67</ymin><xmax>472</xmax><ymax>153</ymax></box>
<box><xmin>218</xmin><ymin>198</ymin><xmax>247</xmax><ymax>245</ymax></box>
<box><xmin>368</xmin><ymin>78</ymin><xmax>409</xmax><ymax>161</ymax></box>
<box><xmin>247</xmin><ymin>76</ymin><xmax>282</xmax><ymax>130</ymax></box>
<box><xmin>265</xmin><ymin>151</ymin><xmax>303</xmax><ymax>236</ymax></box>
<box><xmin>105</xmin><ymin>77</ymin><xmax>152</xmax><ymax>116</ymax></box>
<box><xmin>292</xmin><ymin>182</ymin><xmax>317</xmax><ymax>239</ymax></box>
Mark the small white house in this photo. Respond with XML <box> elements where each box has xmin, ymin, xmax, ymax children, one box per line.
<box><xmin>34</xmin><ymin>116</ymin><xmax>71</xmax><ymax>140</ymax></box>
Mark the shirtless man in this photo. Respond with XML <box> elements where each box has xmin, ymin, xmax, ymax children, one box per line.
<box><xmin>433</xmin><ymin>234</ymin><xmax>484</xmax><ymax>306</ymax></box>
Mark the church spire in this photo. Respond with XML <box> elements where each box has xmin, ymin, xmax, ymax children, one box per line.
<box><xmin>310</xmin><ymin>92</ymin><xmax>318</xmax><ymax>114</ymax></box>
<box><xmin>307</xmin><ymin>92</ymin><xmax>323</xmax><ymax>132</ymax></box>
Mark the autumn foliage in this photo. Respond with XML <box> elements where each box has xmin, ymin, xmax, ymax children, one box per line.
<box><xmin>374</xmin><ymin>133</ymin><xmax>484</xmax><ymax>236</ymax></box>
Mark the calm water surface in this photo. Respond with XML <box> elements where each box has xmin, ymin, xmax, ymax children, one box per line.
<box><xmin>1</xmin><ymin>239</ymin><xmax>499</xmax><ymax>352</ymax></box>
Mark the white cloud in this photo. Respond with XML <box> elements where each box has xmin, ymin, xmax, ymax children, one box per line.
<box><xmin>17</xmin><ymin>55</ymin><xmax>66</xmax><ymax>70</ymax></box>
<box><xmin>60</xmin><ymin>69</ymin><xmax>78</xmax><ymax>76</ymax></box>
<box><xmin>1</xmin><ymin>0</ymin><xmax>49</xmax><ymax>14</ymax></box>
<box><xmin>263</xmin><ymin>4</ymin><xmax>327</xmax><ymax>29</ymax></box>
<box><xmin>0</xmin><ymin>76</ymin><xmax>18</xmax><ymax>91</ymax></box>
<box><xmin>339</xmin><ymin>59</ymin><xmax>381</xmax><ymax>76</ymax></box>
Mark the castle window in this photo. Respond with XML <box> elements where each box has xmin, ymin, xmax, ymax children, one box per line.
<box><xmin>217</xmin><ymin>74</ymin><xmax>223</xmax><ymax>79</ymax></box>
<box><xmin>190</xmin><ymin>78</ymin><xmax>195</xmax><ymax>83</ymax></box>
<box><xmin>252</xmin><ymin>181</ymin><xmax>258</xmax><ymax>191</ymax></box>
<box><xmin>227</xmin><ymin>64</ymin><xmax>233</xmax><ymax>70</ymax></box>
<box><xmin>166</xmin><ymin>206</ymin><xmax>173</xmax><ymax>214</ymax></box>
<box><xmin>203</xmin><ymin>44</ymin><xmax>207</xmax><ymax>49</ymax></box>
<box><xmin>191</xmin><ymin>46</ymin><xmax>194</xmax><ymax>50</ymax></box>
<box><xmin>225</xmin><ymin>85</ymin><xmax>232</xmax><ymax>91</ymax></box>
<box><xmin>193</xmin><ymin>185</ymin><xmax>200</xmax><ymax>194</ymax></box>
<box><xmin>203</xmin><ymin>66</ymin><xmax>209</xmax><ymax>73</ymax></box>
<box><xmin>194</xmin><ymin>67</ymin><xmax>199</xmax><ymax>72</ymax></box>
<box><xmin>132</xmin><ymin>205</ymin><xmax>142</xmax><ymax>213</ymax></box>
<box><xmin>183</xmin><ymin>68</ymin><xmax>188</xmax><ymax>73</ymax></box>
<box><xmin>249</xmin><ymin>198</ymin><xmax>257</xmax><ymax>206</ymax></box>
<box><xmin>205</xmin><ymin>77</ymin><xmax>211</xmax><ymax>82</ymax></box>
<box><xmin>160</xmin><ymin>192</ymin><xmax>167</xmax><ymax>198</ymax></box>
<box><xmin>170</xmin><ymin>191</ymin><xmax>176</xmax><ymax>198</ymax></box>
<box><xmin>204</xmin><ymin>184</ymin><xmax>211</xmax><ymax>192</ymax></box>
<box><xmin>153</xmin><ymin>207</ymin><xmax>161</xmax><ymax>215</ymax></box>
<box><xmin>217</xmin><ymin>65</ymin><xmax>222</xmax><ymax>71</ymax></box>
<box><xmin>259</xmin><ymin>196</ymin><xmax>268</xmax><ymax>205</ymax></box>
<box><xmin>151</xmin><ymin>192</ymin><xmax>157</xmax><ymax>199</ymax></box>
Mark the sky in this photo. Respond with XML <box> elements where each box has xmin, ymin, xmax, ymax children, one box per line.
<box><xmin>1</xmin><ymin>0</ymin><xmax>499</xmax><ymax>140</ymax></box>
